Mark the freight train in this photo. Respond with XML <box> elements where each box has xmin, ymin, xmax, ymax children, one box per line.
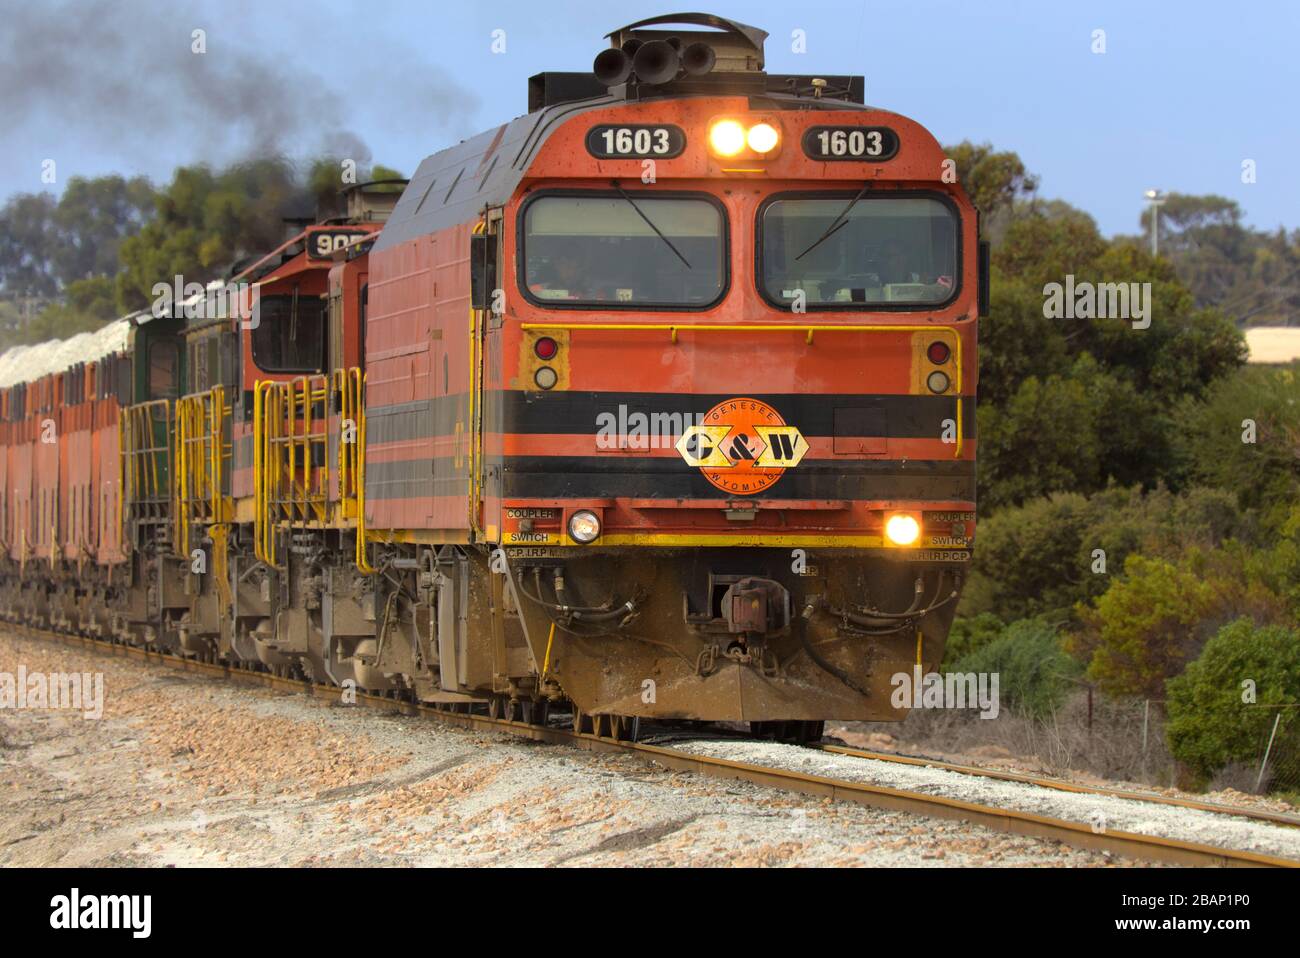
<box><xmin>0</xmin><ymin>13</ymin><xmax>984</xmax><ymax>744</ymax></box>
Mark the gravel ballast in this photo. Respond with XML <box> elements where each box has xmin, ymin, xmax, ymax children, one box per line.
<box><xmin>0</xmin><ymin>630</ymin><xmax>1155</xmax><ymax>867</ymax></box>
<box><xmin>667</xmin><ymin>738</ymin><xmax>1300</xmax><ymax>861</ymax></box>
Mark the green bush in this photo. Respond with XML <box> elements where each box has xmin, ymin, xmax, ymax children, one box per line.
<box><xmin>1165</xmin><ymin>619</ymin><xmax>1300</xmax><ymax>785</ymax></box>
<box><xmin>1243</xmin><ymin>505</ymin><xmax>1300</xmax><ymax>614</ymax></box>
<box><xmin>1070</xmin><ymin>554</ymin><xmax>1221</xmax><ymax>699</ymax></box>
<box><xmin>960</xmin><ymin>485</ymin><xmax>1247</xmax><ymax>624</ymax></box>
<box><xmin>941</xmin><ymin>612</ymin><xmax>1005</xmax><ymax>670</ymax></box>
<box><xmin>951</xmin><ymin>619</ymin><xmax>1082</xmax><ymax>719</ymax></box>
<box><xmin>1177</xmin><ymin>363</ymin><xmax>1300</xmax><ymax>531</ymax></box>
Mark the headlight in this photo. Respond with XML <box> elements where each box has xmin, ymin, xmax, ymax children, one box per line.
<box><xmin>884</xmin><ymin>514</ymin><xmax>920</xmax><ymax>546</ymax></box>
<box><xmin>568</xmin><ymin>510</ymin><xmax>601</xmax><ymax>543</ymax></box>
<box><xmin>708</xmin><ymin>119</ymin><xmax>747</xmax><ymax>157</ymax></box>
<box><xmin>926</xmin><ymin>371</ymin><xmax>950</xmax><ymax>394</ymax></box>
<box><xmin>534</xmin><ymin>366</ymin><xmax>558</xmax><ymax>390</ymax></box>
<box><xmin>746</xmin><ymin>122</ymin><xmax>780</xmax><ymax>154</ymax></box>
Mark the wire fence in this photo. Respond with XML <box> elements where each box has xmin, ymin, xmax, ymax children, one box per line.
<box><xmin>1247</xmin><ymin>705</ymin><xmax>1300</xmax><ymax>797</ymax></box>
<box><xmin>856</xmin><ymin>690</ymin><xmax>1300</xmax><ymax>799</ymax></box>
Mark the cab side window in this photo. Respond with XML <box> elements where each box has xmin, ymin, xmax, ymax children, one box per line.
<box><xmin>251</xmin><ymin>292</ymin><xmax>327</xmax><ymax>373</ymax></box>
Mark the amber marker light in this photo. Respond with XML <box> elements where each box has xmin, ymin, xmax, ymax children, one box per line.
<box><xmin>746</xmin><ymin>122</ymin><xmax>780</xmax><ymax>154</ymax></box>
<box><xmin>884</xmin><ymin>514</ymin><xmax>921</xmax><ymax>546</ymax></box>
<box><xmin>708</xmin><ymin>119</ymin><xmax>747</xmax><ymax>157</ymax></box>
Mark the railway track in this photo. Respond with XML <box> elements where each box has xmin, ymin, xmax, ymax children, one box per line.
<box><xmin>814</xmin><ymin>743</ymin><xmax>1300</xmax><ymax>830</ymax></box>
<box><xmin>10</xmin><ymin>623</ymin><xmax>1299</xmax><ymax>868</ymax></box>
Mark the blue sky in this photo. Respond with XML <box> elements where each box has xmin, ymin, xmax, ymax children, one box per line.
<box><xmin>4</xmin><ymin>0</ymin><xmax>1297</xmax><ymax>237</ymax></box>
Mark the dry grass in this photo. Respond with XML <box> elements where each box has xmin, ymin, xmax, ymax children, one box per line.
<box><xmin>849</xmin><ymin>689</ymin><xmax>1178</xmax><ymax>785</ymax></box>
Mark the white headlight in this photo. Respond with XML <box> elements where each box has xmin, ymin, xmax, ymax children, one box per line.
<box><xmin>568</xmin><ymin>510</ymin><xmax>601</xmax><ymax>543</ymax></box>
<box><xmin>746</xmin><ymin>122</ymin><xmax>780</xmax><ymax>154</ymax></box>
<box><xmin>884</xmin><ymin>514</ymin><xmax>920</xmax><ymax>546</ymax></box>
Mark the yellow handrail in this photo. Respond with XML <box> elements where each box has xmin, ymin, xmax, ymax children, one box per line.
<box><xmin>253</xmin><ymin>380</ymin><xmax>276</xmax><ymax>565</ymax></box>
<box><xmin>174</xmin><ymin>386</ymin><xmax>231</xmax><ymax>556</ymax></box>
<box><xmin>353</xmin><ymin>368</ymin><xmax>374</xmax><ymax>574</ymax></box>
<box><xmin>253</xmin><ymin>370</ymin><xmax>371</xmax><ymax>572</ymax></box>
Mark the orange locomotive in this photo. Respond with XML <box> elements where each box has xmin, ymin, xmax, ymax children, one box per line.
<box><xmin>0</xmin><ymin>13</ymin><xmax>983</xmax><ymax>744</ymax></box>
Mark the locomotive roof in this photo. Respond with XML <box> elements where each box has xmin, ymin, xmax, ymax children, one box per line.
<box><xmin>375</xmin><ymin>95</ymin><xmax>615</xmax><ymax>251</ymax></box>
<box><xmin>375</xmin><ymin>90</ymin><xmax>882</xmax><ymax>251</ymax></box>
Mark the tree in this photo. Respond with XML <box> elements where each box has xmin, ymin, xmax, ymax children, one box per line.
<box><xmin>975</xmin><ymin>194</ymin><xmax>1245</xmax><ymax>509</ymax></box>
<box><xmin>0</xmin><ymin>192</ymin><xmax>59</xmax><ymax>299</ymax></box>
<box><xmin>1142</xmin><ymin>192</ymin><xmax>1300</xmax><ymax>326</ymax></box>
<box><xmin>1071</xmin><ymin>554</ymin><xmax>1231</xmax><ymax>700</ymax></box>
<box><xmin>51</xmin><ymin>175</ymin><xmax>156</xmax><ymax>286</ymax></box>
<box><xmin>959</xmin><ymin>484</ymin><xmax>1247</xmax><ymax>624</ymax></box>
<box><xmin>13</xmin><ymin>276</ymin><xmax>118</xmax><ymax>346</ymax></box>
<box><xmin>943</xmin><ymin>142</ymin><xmax>1038</xmax><ymax>226</ymax></box>
<box><xmin>115</xmin><ymin>157</ymin><xmax>405</xmax><ymax>311</ymax></box>
<box><xmin>0</xmin><ymin>176</ymin><xmax>156</xmax><ymax>301</ymax></box>
<box><xmin>996</xmin><ymin>202</ymin><xmax>1108</xmax><ymax>287</ymax></box>
<box><xmin>977</xmin><ymin>372</ymin><xmax>1102</xmax><ymax>510</ymax></box>
<box><xmin>1177</xmin><ymin>362</ymin><xmax>1300</xmax><ymax>529</ymax></box>
<box><xmin>1165</xmin><ymin>619</ymin><xmax>1300</xmax><ymax>785</ymax></box>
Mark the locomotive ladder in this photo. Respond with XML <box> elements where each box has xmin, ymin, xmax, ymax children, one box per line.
<box><xmin>173</xmin><ymin>386</ymin><xmax>234</xmax><ymax>612</ymax></box>
<box><xmin>254</xmin><ymin>369</ymin><xmax>371</xmax><ymax>572</ymax></box>
<box><xmin>119</xmin><ymin>399</ymin><xmax>173</xmax><ymax>546</ymax></box>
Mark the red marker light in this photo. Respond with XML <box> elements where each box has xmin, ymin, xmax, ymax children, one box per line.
<box><xmin>927</xmin><ymin>341</ymin><xmax>950</xmax><ymax>364</ymax></box>
<box><xmin>534</xmin><ymin>337</ymin><xmax>558</xmax><ymax>360</ymax></box>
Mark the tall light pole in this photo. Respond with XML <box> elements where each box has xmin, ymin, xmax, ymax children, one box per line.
<box><xmin>1144</xmin><ymin>189</ymin><xmax>1166</xmax><ymax>258</ymax></box>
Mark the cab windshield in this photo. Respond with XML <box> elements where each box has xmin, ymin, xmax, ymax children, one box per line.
<box><xmin>760</xmin><ymin>195</ymin><xmax>958</xmax><ymax>308</ymax></box>
<box><xmin>522</xmin><ymin>193</ymin><xmax>725</xmax><ymax>308</ymax></box>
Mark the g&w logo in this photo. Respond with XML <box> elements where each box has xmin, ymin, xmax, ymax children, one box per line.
<box><xmin>676</xmin><ymin>398</ymin><xmax>808</xmax><ymax>494</ymax></box>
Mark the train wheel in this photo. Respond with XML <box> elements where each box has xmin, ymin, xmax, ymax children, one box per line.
<box><xmin>801</xmin><ymin>721</ymin><xmax>825</xmax><ymax>744</ymax></box>
<box><xmin>785</xmin><ymin>721</ymin><xmax>822</xmax><ymax>744</ymax></box>
<box><xmin>531</xmin><ymin>700</ymin><xmax>550</xmax><ymax>728</ymax></box>
<box><xmin>750</xmin><ymin>720</ymin><xmax>824</xmax><ymax>745</ymax></box>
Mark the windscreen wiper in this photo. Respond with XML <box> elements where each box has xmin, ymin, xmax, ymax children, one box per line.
<box><xmin>794</xmin><ymin>182</ymin><xmax>872</xmax><ymax>261</ymax></box>
<box><xmin>611</xmin><ymin>180</ymin><xmax>691</xmax><ymax>269</ymax></box>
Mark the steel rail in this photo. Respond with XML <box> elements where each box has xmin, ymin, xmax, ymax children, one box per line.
<box><xmin>814</xmin><ymin>743</ymin><xmax>1300</xmax><ymax>830</ymax></box>
<box><xmin>10</xmin><ymin>624</ymin><xmax>1297</xmax><ymax>869</ymax></box>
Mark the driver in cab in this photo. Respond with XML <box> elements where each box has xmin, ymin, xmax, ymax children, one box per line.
<box><xmin>529</xmin><ymin>246</ymin><xmax>608</xmax><ymax>301</ymax></box>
